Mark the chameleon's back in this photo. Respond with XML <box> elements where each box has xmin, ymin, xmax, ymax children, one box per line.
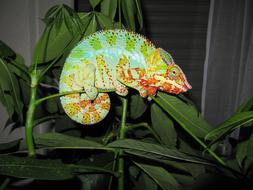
<box><xmin>74</xmin><ymin>30</ymin><xmax>155</xmax><ymax>55</ymax></box>
<box><xmin>59</xmin><ymin>30</ymin><xmax>156</xmax><ymax>125</ymax></box>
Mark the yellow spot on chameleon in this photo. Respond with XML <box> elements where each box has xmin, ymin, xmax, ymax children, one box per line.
<box><xmin>63</xmin><ymin>103</ymin><xmax>80</xmax><ymax>117</ymax></box>
<box><xmin>82</xmin><ymin>113</ymin><xmax>91</xmax><ymax>124</ymax></box>
<box><xmin>93</xmin><ymin>111</ymin><xmax>101</xmax><ymax>122</ymax></box>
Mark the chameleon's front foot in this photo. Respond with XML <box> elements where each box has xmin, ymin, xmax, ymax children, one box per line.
<box><xmin>115</xmin><ymin>81</ymin><xmax>128</xmax><ymax>96</ymax></box>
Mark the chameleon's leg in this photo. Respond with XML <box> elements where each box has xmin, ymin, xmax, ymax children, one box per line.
<box><xmin>82</xmin><ymin>62</ymin><xmax>98</xmax><ymax>100</ymax></box>
<box><xmin>116</xmin><ymin>55</ymin><xmax>148</xmax><ymax>98</ymax></box>
<box><xmin>114</xmin><ymin>80</ymin><xmax>128</xmax><ymax>96</ymax></box>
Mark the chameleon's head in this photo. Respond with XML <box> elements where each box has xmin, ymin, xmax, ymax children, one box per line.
<box><xmin>153</xmin><ymin>48</ymin><xmax>192</xmax><ymax>94</ymax></box>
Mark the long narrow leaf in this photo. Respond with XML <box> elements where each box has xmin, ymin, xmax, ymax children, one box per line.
<box><xmin>0</xmin><ymin>58</ymin><xmax>23</xmax><ymax>123</ymax></box>
<box><xmin>33</xmin><ymin>132</ymin><xmax>113</xmax><ymax>151</ymax></box>
<box><xmin>0</xmin><ymin>155</ymin><xmax>115</xmax><ymax>180</ymax></box>
<box><xmin>205</xmin><ymin>111</ymin><xmax>253</xmax><ymax>144</ymax></box>
<box><xmin>101</xmin><ymin>0</ymin><xmax>117</xmax><ymax>19</ymax></box>
<box><xmin>96</xmin><ymin>12</ymin><xmax>113</xmax><ymax>29</ymax></box>
<box><xmin>108</xmin><ymin>139</ymin><xmax>212</xmax><ymax>165</ymax></box>
<box><xmin>236</xmin><ymin>96</ymin><xmax>253</xmax><ymax>113</ymax></box>
<box><xmin>153</xmin><ymin>92</ymin><xmax>211</xmax><ymax>137</ymax></box>
<box><xmin>151</xmin><ymin>103</ymin><xmax>177</xmax><ymax>147</ymax></box>
<box><xmin>134</xmin><ymin>162</ymin><xmax>182</xmax><ymax>190</ymax></box>
<box><xmin>134</xmin><ymin>0</ymin><xmax>143</xmax><ymax>30</ymax></box>
<box><xmin>122</xmin><ymin>0</ymin><xmax>136</xmax><ymax>30</ymax></box>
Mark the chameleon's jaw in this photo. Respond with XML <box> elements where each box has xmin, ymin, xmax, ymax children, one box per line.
<box><xmin>154</xmin><ymin>75</ymin><xmax>191</xmax><ymax>94</ymax></box>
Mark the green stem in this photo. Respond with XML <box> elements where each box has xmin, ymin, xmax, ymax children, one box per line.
<box><xmin>25</xmin><ymin>74</ymin><xmax>37</xmax><ymax>157</ymax></box>
<box><xmin>35</xmin><ymin>89</ymin><xmax>114</xmax><ymax>105</ymax></box>
<box><xmin>151</xmin><ymin>95</ymin><xmax>226</xmax><ymax>166</ymax></box>
<box><xmin>0</xmin><ymin>178</ymin><xmax>10</xmax><ymax>190</ymax></box>
<box><xmin>108</xmin><ymin>154</ymin><xmax>118</xmax><ymax>190</ymax></box>
<box><xmin>118</xmin><ymin>97</ymin><xmax>128</xmax><ymax>190</ymax></box>
<box><xmin>36</xmin><ymin>90</ymin><xmax>84</xmax><ymax>105</ymax></box>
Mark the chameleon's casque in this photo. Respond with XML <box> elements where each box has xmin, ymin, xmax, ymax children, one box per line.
<box><xmin>59</xmin><ymin>30</ymin><xmax>191</xmax><ymax>125</ymax></box>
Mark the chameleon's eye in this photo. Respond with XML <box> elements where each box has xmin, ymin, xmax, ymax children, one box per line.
<box><xmin>169</xmin><ymin>67</ymin><xmax>180</xmax><ymax>77</ymax></box>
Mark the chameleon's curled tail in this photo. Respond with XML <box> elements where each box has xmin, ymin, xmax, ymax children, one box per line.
<box><xmin>60</xmin><ymin>93</ymin><xmax>110</xmax><ymax>125</ymax></box>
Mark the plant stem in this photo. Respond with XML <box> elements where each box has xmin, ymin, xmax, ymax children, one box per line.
<box><xmin>108</xmin><ymin>154</ymin><xmax>118</xmax><ymax>190</ymax></box>
<box><xmin>0</xmin><ymin>178</ymin><xmax>10</xmax><ymax>190</ymax></box>
<box><xmin>152</xmin><ymin>95</ymin><xmax>226</xmax><ymax>166</ymax></box>
<box><xmin>118</xmin><ymin>97</ymin><xmax>128</xmax><ymax>190</ymax></box>
<box><xmin>35</xmin><ymin>89</ymin><xmax>114</xmax><ymax>105</ymax></box>
<box><xmin>25</xmin><ymin>74</ymin><xmax>37</xmax><ymax>157</ymax></box>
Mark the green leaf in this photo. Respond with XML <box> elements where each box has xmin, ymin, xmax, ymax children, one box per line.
<box><xmin>0</xmin><ymin>155</ymin><xmax>115</xmax><ymax>180</ymax></box>
<box><xmin>0</xmin><ymin>155</ymin><xmax>72</xmax><ymax>180</ymax></box>
<box><xmin>134</xmin><ymin>0</ymin><xmax>143</xmax><ymax>31</ymax></box>
<box><xmin>151</xmin><ymin>103</ymin><xmax>177</xmax><ymax>147</ymax></box>
<box><xmin>45</xmin><ymin>98</ymin><xmax>59</xmax><ymax>114</ymax></box>
<box><xmin>33</xmin><ymin>5</ymin><xmax>82</xmax><ymax>65</ymax></box>
<box><xmin>129</xmin><ymin>166</ymin><xmax>158</xmax><ymax>190</ymax></box>
<box><xmin>0</xmin><ymin>58</ymin><xmax>23</xmax><ymax>123</ymax></box>
<box><xmin>236</xmin><ymin>96</ymin><xmax>253</xmax><ymax>112</ymax></box>
<box><xmin>134</xmin><ymin>162</ymin><xmax>182</xmax><ymax>190</ymax></box>
<box><xmin>205</xmin><ymin>111</ymin><xmax>253</xmax><ymax>143</ymax></box>
<box><xmin>78</xmin><ymin>12</ymin><xmax>92</xmax><ymax>32</ymax></box>
<box><xmin>43</xmin><ymin>5</ymin><xmax>61</xmax><ymax>24</ymax></box>
<box><xmin>113</xmin><ymin>22</ymin><xmax>126</xmax><ymax>29</ymax></box>
<box><xmin>89</xmin><ymin>0</ymin><xmax>102</xmax><ymax>9</ymax></box>
<box><xmin>96</xmin><ymin>12</ymin><xmax>113</xmax><ymax>29</ymax></box>
<box><xmin>84</xmin><ymin>14</ymin><xmax>97</xmax><ymax>37</ymax></box>
<box><xmin>236</xmin><ymin>133</ymin><xmax>253</xmax><ymax>168</ymax></box>
<box><xmin>129</xmin><ymin>94</ymin><xmax>148</xmax><ymax>119</ymax></box>
<box><xmin>172</xmin><ymin>174</ymin><xmax>194</xmax><ymax>187</ymax></box>
<box><xmin>33</xmin><ymin>21</ymin><xmax>73</xmax><ymax>64</ymax></box>
<box><xmin>33</xmin><ymin>132</ymin><xmax>111</xmax><ymax>151</ymax></box>
<box><xmin>0</xmin><ymin>86</ymin><xmax>14</xmax><ymax>118</ymax></box>
<box><xmin>0</xmin><ymin>139</ymin><xmax>21</xmax><ymax>153</ymax></box>
<box><xmin>9</xmin><ymin>54</ymin><xmax>29</xmax><ymax>82</ymax></box>
<box><xmin>101</xmin><ymin>0</ymin><xmax>117</xmax><ymax>19</ymax></box>
<box><xmin>107</xmin><ymin>139</ymin><xmax>211</xmax><ymax>165</ymax></box>
<box><xmin>235</xmin><ymin>96</ymin><xmax>253</xmax><ymax>127</ymax></box>
<box><xmin>0</xmin><ymin>40</ymin><xmax>16</xmax><ymax>59</ymax></box>
<box><xmin>153</xmin><ymin>92</ymin><xmax>212</xmax><ymax>138</ymax></box>
<box><xmin>122</xmin><ymin>0</ymin><xmax>136</xmax><ymax>31</ymax></box>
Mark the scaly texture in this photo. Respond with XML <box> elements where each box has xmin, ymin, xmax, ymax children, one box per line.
<box><xmin>59</xmin><ymin>30</ymin><xmax>191</xmax><ymax>125</ymax></box>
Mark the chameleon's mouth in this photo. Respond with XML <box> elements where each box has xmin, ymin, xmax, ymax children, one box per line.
<box><xmin>181</xmin><ymin>81</ymin><xmax>192</xmax><ymax>92</ymax></box>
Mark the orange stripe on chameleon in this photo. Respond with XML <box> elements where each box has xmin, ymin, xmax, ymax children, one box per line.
<box><xmin>80</xmin><ymin>100</ymin><xmax>90</xmax><ymax>108</ymax></box>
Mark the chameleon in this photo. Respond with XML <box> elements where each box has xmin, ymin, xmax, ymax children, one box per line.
<box><xmin>59</xmin><ymin>29</ymin><xmax>191</xmax><ymax>125</ymax></box>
